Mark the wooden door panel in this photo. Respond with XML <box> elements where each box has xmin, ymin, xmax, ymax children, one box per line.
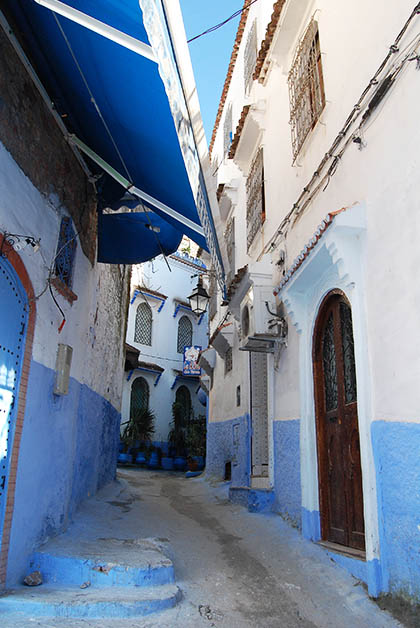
<box><xmin>326</xmin><ymin>431</ymin><xmax>347</xmax><ymax>545</ymax></box>
<box><xmin>314</xmin><ymin>293</ymin><xmax>365</xmax><ymax>552</ymax></box>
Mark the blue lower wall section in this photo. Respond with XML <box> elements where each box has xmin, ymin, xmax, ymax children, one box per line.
<box><xmin>7</xmin><ymin>360</ymin><xmax>120</xmax><ymax>586</ymax></box>
<box><xmin>372</xmin><ymin>420</ymin><xmax>420</xmax><ymax>600</ymax></box>
<box><xmin>206</xmin><ymin>414</ymin><xmax>250</xmax><ymax>487</ymax></box>
<box><xmin>301</xmin><ymin>508</ymin><xmax>321</xmax><ymax>542</ymax></box>
<box><xmin>272</xmin><ymin>420</ymin><xmax>301</xmax><ymax>526</ymax></box>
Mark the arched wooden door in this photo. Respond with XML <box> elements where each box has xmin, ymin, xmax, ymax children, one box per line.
<box><xmin>313</xmin><ymin>292</ymin><xmax>365</xmax><ymax>551</ymax></box>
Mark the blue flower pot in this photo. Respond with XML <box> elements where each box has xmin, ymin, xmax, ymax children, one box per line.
<box><xmin>147</xmin><ymin>451</ymin><xmax>159</xmax><ymax>469</ymax></box>
<box><xmin>174</xmin><ymin>456</ymin><xmax>187</xmax><ymax>471</ymax></box>
<box><xmin>118</xmin><ymin>453</ymin><xmax>131</xmax><ymax>464</ymax></box>
<box><xmin>135</xmin><ymin>452</ymin><xmax>147</xmax><ymax>465</ymax></box>
<box><xmin>161</xmin><ymin>457</ymin><xmax>174</xmax><ymax>471</ymax></box>
<box><xmin>193</xmin><ymin>456</ymin><xmax>205</xmax><ymax>470</ymax></box>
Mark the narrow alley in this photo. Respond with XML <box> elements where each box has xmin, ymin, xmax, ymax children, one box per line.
<box><xmin>1</xmin><ymin>469</ymin><xmax>403</xmax><ymax>627</ymax></box>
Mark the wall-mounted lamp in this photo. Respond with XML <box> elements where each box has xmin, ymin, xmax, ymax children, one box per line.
<box><xmin>188</xmin><ymin>276</ymin><xmax>210</xmax><ymax>315</ymax></box>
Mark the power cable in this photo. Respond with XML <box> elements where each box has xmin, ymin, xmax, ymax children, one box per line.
<box><xmin>53</xmin><ymin>13</ymin><xmax>133</xmax><ymax>183</ymax></box>
<box><xmin>264</xmin><ymin>3</ymin><xmax>420</xmax><ymax>253</ymax></box>
<box><xmin>187</xmin><ymin>0</ymin><xmax>260</xmax><ymax>44</ymax></box>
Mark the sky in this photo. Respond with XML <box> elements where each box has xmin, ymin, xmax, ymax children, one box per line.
<box><xmin>179</xmin><ymin>1</ymin><xmax>243</xmax><ymax>144</ymax></box>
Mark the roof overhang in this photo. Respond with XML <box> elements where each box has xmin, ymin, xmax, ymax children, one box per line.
<box><xmin>1</xmin><ymin>0</ymin><xmax>217</xmax><ymax>263</ymax></box>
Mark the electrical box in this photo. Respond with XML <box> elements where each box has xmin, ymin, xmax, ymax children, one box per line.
<box><xmin>54</xmin><ymin>344</ymin><xmax>73</xmax><ymax>395</ymax></box>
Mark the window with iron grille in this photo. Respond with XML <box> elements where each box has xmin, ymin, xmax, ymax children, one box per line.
<box><xmin>244</xmin><ymin>20</ymin><xmax>257</xmax><ymax>94</ymax></box>
<box><xmin>130</xmin><ymin>377</ymin><xmax>149</xmax><ymax>420</ymax></box>
<box><xmin>177</xmin><ymin>315</ymin><xmax>192</xmax><ymax>354</ymax></box>
<box><xmin>55</xmin><ymin>217</ymin><xmax>76</xmax><ymax>287</ymax></box>
<box><xmin>288</xmin><ymin>19</ymin><xmax>325</xmax><ymax>162</ymax></box>
<box><xmin>134</xmin><ymin>302</ymin><xmax>152</xmax><ymax>345</ymax></box>
<box><xmin>223</xmin><ymin>105</ymin><xmax>233</xmax><ymax>156</ymax></box>
<box><xmin>224</xmin><ymin>218</ymin><xmax>235</xmax><ymax>284</ymax></box>
<box><xmin>224</xmin><ymin>346</ymin><xmax>233</xmax><ymax>374</ymax></box>
<box><xmin>208</xmin><ymin>272</ymin><xmax>218</xmax><ymax>321</ymax></box>
<box><xmin>246</xmin><ymin>148</ymin><xmax>265</xmax><ymax>251</ymax></box>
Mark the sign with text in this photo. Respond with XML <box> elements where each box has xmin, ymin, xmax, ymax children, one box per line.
<box><xmin>183</xmin><ymin>345</ymin><xmax>201</xmax><ymax>376</ymax></box>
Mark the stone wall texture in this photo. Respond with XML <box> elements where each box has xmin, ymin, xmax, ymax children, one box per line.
<box><xmin>0</xmin><ymin>25</ymin><xmax>96</xmax><ymax>263</ymax></box>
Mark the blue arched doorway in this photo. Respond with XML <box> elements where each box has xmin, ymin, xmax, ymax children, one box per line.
<box><xmin>0</xmin><ymin>256</ymin><xmax>28</xmax><ymax>548</ymax></box>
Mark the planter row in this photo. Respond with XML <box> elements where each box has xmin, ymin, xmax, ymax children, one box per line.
<box><xmin>117</xmin><ymin>452</ymin><xmax>205</xmax><ymax>472</ymax></box>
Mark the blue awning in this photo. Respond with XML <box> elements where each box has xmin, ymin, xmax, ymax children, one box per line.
<box><xmin>2</xmin><ymin>0</ymin><xmax>210</xmax><ymax>261</ymax></box>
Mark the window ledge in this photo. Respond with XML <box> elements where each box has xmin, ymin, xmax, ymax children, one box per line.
<box><xmin>50</xmin><ymin>276</ymin><xmax>78</xmax><ymax>305</ymax></box>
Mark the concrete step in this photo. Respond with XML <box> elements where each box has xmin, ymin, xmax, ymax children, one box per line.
<box><xmin>30</xmin><ymin>537</ymin><xmax>174</xmax><ymax>587</ymax></box>
<box><xmin>0</xmin><ymin>584</ymin><xmax>181</xmax><ymax>619</ymax></box>
<box><xmin>250</xmin><ymin>475</ymin><xmax>270</xmax><ymax>489</ymax></box>
<box><xmin>229</xmin><ymin>486</ymin><xmax>274</xmax><ymax>513</ymax></box>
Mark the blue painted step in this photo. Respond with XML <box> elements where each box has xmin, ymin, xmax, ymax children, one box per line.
<box><xmin>0</xmin><ymin>584</ymin><xmax>181</xmax><ymax>619</ymax></box>
<box><xmin>229</xmin><ymin>486</ymin><xmax>274</xmax><ymax>513</ymax></box>
<box><xmin>29</xmin><ymin>538</ymin><xmax>174</xmax><ymax>588</ymax></box>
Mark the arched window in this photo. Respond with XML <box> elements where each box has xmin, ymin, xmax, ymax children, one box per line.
<box><xmin>130</xmin><ymin>377</ymin><xmax>149</xmax><ymax>420</ymax></box>
<box><xmin>175</xmin><ymin>385</ymin><xmax>192</xmax><ymax>424</ymax></box>
<box><xmin>177</xmin><ymin>315</ymin><xmax>192</xmax><ymax>354</ymax></box>
<box><xmin>134</xmin><ymin>302</ymin><xmax>152</xmax><ymax>345</ymax></box>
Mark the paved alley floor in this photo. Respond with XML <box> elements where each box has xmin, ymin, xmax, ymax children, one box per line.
<box><xmin>1</xmin><ymin>469</ymin><xmax>404</xmax><ymax>628</ymax></box>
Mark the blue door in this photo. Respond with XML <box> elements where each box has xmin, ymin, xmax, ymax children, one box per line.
<box><xmin>0</xmin><ymin>257</ymin><xmax>28</xmax><ymax>545</ymax></box>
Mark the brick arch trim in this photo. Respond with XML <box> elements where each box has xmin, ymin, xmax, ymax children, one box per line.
<box><xmin>0</xmin><ymin>235</ymin><xmax>36</xmax><ymax>588</ymax></box>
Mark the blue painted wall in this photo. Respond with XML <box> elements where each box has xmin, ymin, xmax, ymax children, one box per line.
<box><xmin>7</xmin><ymin>360</ymin><xmax>120</xmax><ymax>586</ymax></box>
<box><xmin>206</xmin><ymin>414</ymin><xmax>250</xmax><ymax>487</ymax></box>
<box><xmin>272</xmin><ymin>419</ymin><xmax>301</xmax><ymax>527</ymax></box>
<box><xmin>372</xmin><ymin>420</ymin><xmax>420</xmax><ymax>600</ymax></box>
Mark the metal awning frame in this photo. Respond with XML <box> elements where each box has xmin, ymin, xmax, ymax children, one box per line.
<box><xmin>69</xmin><ymin>135</ymin><xmax>205</xmax><ymax>238</ymax></box>
<box><xmin>33</xmin><ymin>0</ymin><xmax>157</xmax><ymax>62</ymax></box>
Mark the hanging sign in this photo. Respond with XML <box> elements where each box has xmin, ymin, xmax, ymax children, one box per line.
<box><xmin>183</xmin><ymin>345</ymin><xmax>201</xmax><ymax>375</ymax></box>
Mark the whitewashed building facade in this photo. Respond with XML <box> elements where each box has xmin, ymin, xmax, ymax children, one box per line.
<box><xmin>122</xmin><ymin>251</ymin><xmax>208</xmax><ymax>447</ymax></box>
<box><xmin>206</xmin><ymin>0</ymin><xmax>420</xmax><ymax>600</ymax></box>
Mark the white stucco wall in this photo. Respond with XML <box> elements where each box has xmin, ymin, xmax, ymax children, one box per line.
<box><xmin>121</xmin><ymin>253</ymin><xmax>208</xmax><ymax>440</ymax></box>
<box><xmin>210</xmin><ymin>0</ymin><xmax>420</xmax><ymax>429</ymax></box>
<box><xmin>0</xmin><ymin>141</ymin><xmax>127</xmax><ymax>409</ymax></box>
<box><xmin>207</xmin><ymin>0</ymin><xmax>420</xmax><ymax>585</ymax></box>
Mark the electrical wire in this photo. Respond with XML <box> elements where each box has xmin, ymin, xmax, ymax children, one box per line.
<box><xmin>263</xmin><ymin>3</ymin><xmax>420</xmax><ymax>254</ymax></box>
<box><xmin>53</xmin><ymin>13</ymin><xmax>133</xmax><ymax>184</ymax></box>
<box><xmin>187</xmin><ymin>0</ymin><xmax>260</xmax><ymax>43</ymax></box>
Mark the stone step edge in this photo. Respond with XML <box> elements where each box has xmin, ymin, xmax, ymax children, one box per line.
<box><xmin>29</xmin><ymin>552</ymin><xmax>174</xmax><ymax>587</ymax></box>
<box><xmin>0</xmin><ymin>584</ymin><xmax>182</xmax><ymax>619</ymax></box>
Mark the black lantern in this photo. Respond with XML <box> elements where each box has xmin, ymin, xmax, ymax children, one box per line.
<box><xmin>188</xmin><ymin>275</ymin><xmax>210</xmax><ymax>315</ymax></box>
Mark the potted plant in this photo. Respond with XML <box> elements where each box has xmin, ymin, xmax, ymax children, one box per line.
<box><xmin>186</xmin><ymin>414</ymin><xmax>206</xmax><ymax>470</ymax></box>
<box><xmin>168</xmin><ymin>401</ymin><xmax>188</xmax><ymax>470</ymax></box>
<box><xmin>120</xmin><ymin>407</ymin><xmax>156</xmax><ymax>464</ymax></box>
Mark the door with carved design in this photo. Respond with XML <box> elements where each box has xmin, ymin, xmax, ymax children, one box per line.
<box><xmin>313</xmin><ymin>292</ymin><xmax>365</xmax><ymax>551</ymax></box>
<box><xmin>250</xmin><ymin>352</ymin><xmax>268</xmax><ymax>477</ymax></box>
<box><xmin>0</xmin><ymin>257</ymin><xmax>28</xmax><ymax>547</ymax></box>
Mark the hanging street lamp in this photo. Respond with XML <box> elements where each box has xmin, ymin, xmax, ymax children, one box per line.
<box><xmin>188</xmin><ymin>275</ymin><xmax>210</xmax><ymax>315</ymax></box>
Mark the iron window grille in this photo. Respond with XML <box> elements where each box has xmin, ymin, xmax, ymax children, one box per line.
<box><xmin>224</xmin><ymin>346</ymin><xmax>233</xmax><ymax>374</ymax></box>
<box><xmin>177</xmin><ymin>315</ymin><xmax>192</xmax><ymax>354</ymax></box>
<box><xmin>223</xmin><ymin>105</ymin><xmax>233</xmax><ymax>156</ymax></box>
<box><xmin>130</xmin><ymin>377</ymin><xmax>149</xmax><ymax>419</ymax></box>
<box><xmin>134</xmin><ymin>302</ymin><xmax>152</xmax><ymax>345</ymax></box>
<box><xmin>246</xmin><ymin>148</ymin><xmax>265</xmax><ymax>251</ymax></box>
<box><xmin>288</xmin><ymin>19</ymin><xmax>325</xmax><ymax>163</ymax></box>
<box><xmin>244</xmin><ymin>20</ymin><xmax>257</xmax><ymax>95</ymax></box>
<box><xmin>224</xmin><ymin>217</ymin><xmax>235</xmax><ymax>285</ymax></box>
<box><xmin>55</xmin><ymin>217</ymin><xmax>76</xmax><ymax>287</ymax></box>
